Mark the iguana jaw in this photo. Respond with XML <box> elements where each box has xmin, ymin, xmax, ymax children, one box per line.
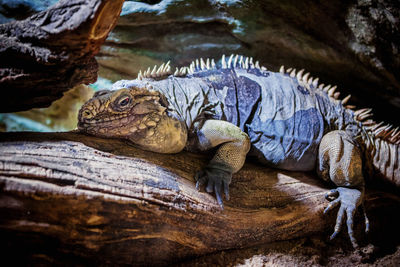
<box><xmin>128</xmin><ymin>112</ymin><xmax>188</xmax><ymax>153</ymax></box>
<box><xmin>78</xmin><ymin>87</ymin><xmax>187</xmax><ymax>153</ymax></box>
<box><xmin>78</xmin><ymin>87</ymin><xmax>162</xmax><ymax>137</ymax></box>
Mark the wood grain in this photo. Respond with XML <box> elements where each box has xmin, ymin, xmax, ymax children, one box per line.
<box><xmin>0</xmin><ymin>0</ymin><xmax>124</xmax><ymax>112</ymax></box>
<box><xmin>0</xmin><ymin>132</ymin><xmax>398</xmax><ymax>265</ymax></box>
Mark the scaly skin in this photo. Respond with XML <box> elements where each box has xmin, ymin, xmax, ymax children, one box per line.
<box><xmin>194</xmin><ymin>120</ymin><xmax>251</xmax><ymax>207</ymax></box>
<box><xmin>78</xmin><ymin>87</ymin><xmax>187</xmax><ymax>153</ymax></box>
<box><xmin>78</xmin><ymin>55</ymin><xmax>400</xmax><ymax>248</ymax></box>
<box><xmin>318</xmin><ymin>130</ymin><xmax>368</xmax><ymax>248</ymax></box>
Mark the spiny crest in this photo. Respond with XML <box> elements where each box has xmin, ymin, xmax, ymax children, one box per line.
<box><xmin>219</xmin><ymin>54</ymin><xmax>266</xmax><ymax>70</ymax></box>
<box><xmin>363</xmin><ymin>121</ymin><xmax>400</xmax><ymax>145</ymax></box>
<box><xmin>136</xmin><ymin>54</ymin><xmax>268</xmax><ymax>80</ymax></box>
<box><xmin>278</xmin><ymin>65</ymin><xmax>400</xmax><ymax>146</ymax></box>
<box><xmin>136</xmin><ymin>57</ymin><xmax>400</xmax><ymax>145</ymax></box>
<box><xmin>345</xmin><ymin>104</ymin><xmax>399</xmax><ymax>145</ymax></box>
<box><xmin>137</xmin><ymin>61</ymin><xmax>172</xmax><ymax>80</ymax></box>
<box><xmin>182</xmin><ymin>54</ymin><xmax>267</xmax><ymax>74</ymax></box>
<box><xmin>279</xmin><ymin>65</ymin><xmax>353</xmax><ymax>106</ymax></box>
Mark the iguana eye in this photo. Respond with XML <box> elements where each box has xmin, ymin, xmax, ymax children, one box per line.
<box><xmin>118</xmin><ymin>96</ymin><xmax>131</xmax><ymax>107</ymax></box>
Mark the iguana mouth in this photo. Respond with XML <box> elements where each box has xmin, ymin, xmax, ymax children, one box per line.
<box><xmin>79</xmin><ymin>114</ymin><xmax>132</xmax><ymax>124</ymax></box>
<box><xmin>78</xmin><ymin>112</ymin><xmax>144</xmax><ymax>130</ymax></box>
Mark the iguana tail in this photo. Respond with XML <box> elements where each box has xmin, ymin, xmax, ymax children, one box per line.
<box><xmin>358</xmin><ymin>116</ymin><xmax>400</xmax><ymax>187</ymax></box>
<box><xmin>276</xmin><ymin>65</ymin><xmax>400</xmax><ymax>187</ymax></box>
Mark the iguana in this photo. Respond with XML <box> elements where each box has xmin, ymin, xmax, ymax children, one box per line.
<box><xmin>78</xmin><ymin>55</ymin><xmax>400</xmax><ymax>248</ymax></box>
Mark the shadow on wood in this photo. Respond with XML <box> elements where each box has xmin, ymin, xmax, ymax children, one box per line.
<box><xmin>0</xmin><ymin>132</ymin><xmax>399</xmax><ymax>265</ymax></box>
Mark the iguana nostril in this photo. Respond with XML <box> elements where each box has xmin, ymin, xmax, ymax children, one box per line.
<box><xmin>82</xmin><ymin>109</ymin><xmax>93</xmax><ymax>118</ymax></box>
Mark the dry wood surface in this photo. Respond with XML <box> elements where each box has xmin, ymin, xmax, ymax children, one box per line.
<box><xmin>1</xmin><ymin>132</ymin><xmax>399</xmax><ymax>265</ymax></box>
<box><xmin>0</xmin><ymin>0</ymin><xmax>124</xmax><ymax>112</ymax></box>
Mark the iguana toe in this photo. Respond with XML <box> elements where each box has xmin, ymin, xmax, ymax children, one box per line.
<box><xmin>360</xmin><ymin>203</ymin><xmax>370</xmax><ymax>234</ymax></box>
<box><xmin>194</xmin><ymin>166</ymin><xmax>231</xmax><ymax>209</ymax></box>
<box><xmin>195</xmin><ymin>170</ymin><xmax>207</xmax><ymax>190</ymax></box>
<box><xmin>324</xmin><ymin>187</ymin><xmax>365</xmax><ymax>248</ymax></box>
<box><xmin>325</xmin><ymin>189</ymin><xmax>340</xmax><ymax>201</ymax></box>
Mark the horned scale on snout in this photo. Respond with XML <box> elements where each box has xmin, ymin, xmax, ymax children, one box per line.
<box><xmin>78</xmin><ymin>54</ymin><xmax>400</xmax><ymax>248</ymax></box>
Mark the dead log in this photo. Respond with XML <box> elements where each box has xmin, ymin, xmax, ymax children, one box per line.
<box><xmin>0</xmin><ymin>0</ymin><xmax>124</xmax><ymax>112</ymax></box>
<box><xmin>0</xmin><ymin>132</ymin><xmax>399</xmax><ymax>266</ymax></box>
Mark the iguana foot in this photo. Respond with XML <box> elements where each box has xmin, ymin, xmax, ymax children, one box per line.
<box><xmin>195</xmin><ymin>163</ymin><xmax>232</xmax><ymax>209</ymax></box>
<box><xmin>324</xmin><ymin>187</ymin><xmax>369</xmax><ymax>248</ymax></box>
<box><xmin>191</xmin><ymin>120</ymin><xmax>250</xmax><ymax>209</ymax></box>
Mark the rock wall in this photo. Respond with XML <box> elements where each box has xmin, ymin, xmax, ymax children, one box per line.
<box><xmin>1</xmin><ymin>0</ymin><xmax>399</xmax><ymax>127</ymax></box>
<box><xmin>97</xmin><ymin>0</ymin><xmax>400</xmax><ymax>124</ymax></box>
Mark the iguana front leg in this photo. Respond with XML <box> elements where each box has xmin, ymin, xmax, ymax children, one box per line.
<box><xmin>192</xmin><ymin>120</ymin><xmax>251</xmax><ymax>208</ymax></box>
<box><xmin>317</xmin><ymin>130</ymin><xmax>369</xmax><ymax>248</ymax></box>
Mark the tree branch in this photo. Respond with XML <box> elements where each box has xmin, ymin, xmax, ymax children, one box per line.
<box><xmin>0</xmin><ymin>132</ymin><xmax>399</xmax><ymax>265</ymax></box>
<box><xmin>0</xmin><ymin>0</ymin><xmax>125</xmax><ymax>112</ymax></box>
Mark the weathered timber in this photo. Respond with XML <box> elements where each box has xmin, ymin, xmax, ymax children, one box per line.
<box><xmin>0</xmin><ymin>132</ymin><xmax>399</xmax><ymax>266</ymax></box>
<box><xmin>0</xmin><ymin>0</ymin><xmax>124</xmax><ymax>112</ymax></box>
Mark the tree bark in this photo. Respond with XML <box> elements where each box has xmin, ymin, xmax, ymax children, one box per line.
<box><xmin>0</xmin><ymin>132</ymin><xmax>399</xmax><ymax>266</ymax></box>
<box><xmin>0</xmin><ymin>0</ymin><xmax>125</xmax><ymax>112</ymax></box>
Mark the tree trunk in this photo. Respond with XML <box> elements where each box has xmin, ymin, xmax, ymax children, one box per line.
<box><xmin>0</xmin><ymin>132</ymin><xmax>399</xmax><ymax>266</ymax></box>
<box><xmin>0</xmin><ymin>0</ymin><xmax>125</xmax><ymax>112</ymax></box>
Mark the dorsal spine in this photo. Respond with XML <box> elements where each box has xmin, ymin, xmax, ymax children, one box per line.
<box><xmin>135</xmin><ymin>55</ymin><xmax>400</xmax><ymax>186</ymax></box>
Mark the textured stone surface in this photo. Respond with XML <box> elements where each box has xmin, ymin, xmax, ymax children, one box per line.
<box><xmin>1</xmin><ymin>0</ymin><xmax>398</xmax><ymax>125</ymax></box>
<box><xmin>97</xmin><ymin>0</ymin><xmax>400</xmax><ymax>125</ymax></box>
<box><xmin>0</xmin><ymin>0</ymin><xmax>58</xmax><ymax>23</ymax></box>
<box><xmin>346</xmin><ymin>0</ymin><xmax>400</xmax><ymax>86</ymax></box>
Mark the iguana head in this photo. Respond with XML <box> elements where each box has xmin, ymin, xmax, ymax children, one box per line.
<box><xmin>78</xmin><ymin>87</ymin><xmax>187</xmax><ymax>153</ymax></box>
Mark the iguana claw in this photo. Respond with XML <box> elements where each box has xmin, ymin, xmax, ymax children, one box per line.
<box><xmin>324</xmin><ymin>187</ymin><xmax>369</xmax><ymax>248</ymax></box>
<box><xmin>195</xmin><ymin>166</ymin><xmax>231</xmax><ymax>208</ymax></box>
